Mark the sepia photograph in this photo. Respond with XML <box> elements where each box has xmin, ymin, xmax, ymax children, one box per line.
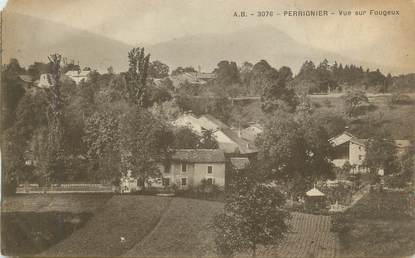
<box><xmin>1</xmin><ymin>0</ymin><xmax>414</xmax><ymax>257</ymax></box>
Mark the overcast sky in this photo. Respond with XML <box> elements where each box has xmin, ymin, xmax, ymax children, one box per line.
<box><xmin>5</xmin><ymin>0</ymin><xmax>415</xmax><ymax>72</ymax></box>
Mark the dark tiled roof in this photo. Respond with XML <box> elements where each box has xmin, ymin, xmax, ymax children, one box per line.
<box><xmin>171</xmin><ymin>149</ymin><xmax>225</xmax><ymax>163</ymax></box>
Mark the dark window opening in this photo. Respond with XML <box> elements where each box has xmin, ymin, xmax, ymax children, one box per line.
<box><xmin>163</xmin><ymin>178</ymin><xmax>170</xmax><ymax>186</ymax></box>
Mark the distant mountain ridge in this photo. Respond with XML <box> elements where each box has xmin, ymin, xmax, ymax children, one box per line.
<box><xmin>146</xmin><ymin>25</ymin><xmax>400</xmax><ymax>74</ymax></box>
<box><xmin>3</xmin><ymin>12</ymin><xmax>133</xmax><ymax>73</ymax></box>
<box><xmin>3</xmin><ymin>12</ymin><xmax>403</xmax><ymax>74</ymax></box>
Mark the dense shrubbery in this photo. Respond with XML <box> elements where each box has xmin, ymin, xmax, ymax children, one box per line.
<box><xmin>2</xmin><ymin>212</ymin><xmax>92</xmax><ymax>256</ymax></box>
<box><xmin>390</xmin><ymin>93</ymin><xmax>412</xmax><ymax>105</ymax></box>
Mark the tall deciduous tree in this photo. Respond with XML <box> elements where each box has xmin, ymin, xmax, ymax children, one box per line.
<box><xmin>120</xmin><ymin>109</ymin><xmax>174</xmax><ymax>188</ymax></box>
<box><xmin>43</xmin><ymin>54</ymin><xmax>66</xmax><ymax>183</ymax></box>
<box><xmin>316</xmin><ymin>59</ymin><xmax>338</xmax><ymax>93</ymax></box>
<box><xmin>214</xmin><ymin>60</ymin><xmax>240</xmax><ymax>86</ymax></box>
<box><xmin>125</xmin><ymin>47</ymin><xmax>151</xmax><ymax>108</ymax></box>
<box><xmin>149</xmin><ymin>60</ymin><xmax>169</xmax><ymax>79</ymax></box>
<box><xmin>257</xmin><ymin>110</ymin><xmax>334</xmax><ymax>195</ymax></box>
<box><xmin>84</xmin><ymin>111</ymin><xmax>122</xmax><ymax>184</ymax></box>
<box><xmin>343</xmin><ymin>90</ymin><xmax>368</xmax><ymax>117</ymax></box>
<box><xmin>364</xmin><ymin>132</ymin><xmax>398</xmax><ymax>176</ymax></box>
<box><xmin>1</xmin><ymin>58</ymin><xmax>26</xmax><ymax>129</ymax></box>
<box><xmin>213</xmin><ymin>163</ymin><xmax>290</xmax><ymax>257</ymax></box>
<box><xmin>255</xmin><ymin>62</ymin><xmax>298</xmax><ymax>113</ymax></box>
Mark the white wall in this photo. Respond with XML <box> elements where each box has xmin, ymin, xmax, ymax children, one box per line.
<box><xmin>349</xmin><ymin>142</ymin><xmax>366</xmax><ymax>166</ymax></box>
<box><xmin>193</xmin><ymin>163</ymin><xmax>225</xmax><ymax>187</ymax></box>
<box><xmin>161</xmin><ymin>162</ymin><xmax>225</xmax><ymax>189</ymax></box>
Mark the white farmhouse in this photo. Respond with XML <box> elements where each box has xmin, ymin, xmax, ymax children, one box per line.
<box><xmin>329</xmin><ymin>131</ymin><xmax>411</xmax><ymax>173</ymax></box>
<box><xmin>161</xmin><ymin>149</ymin><xmax>226</xmax><ymax>190</ymax></box>
<box><xmin>65</xmin><ymin>70</ymin><xmax>90</xmax><ymax>85</ymax></box>
<box><xmin>38</xmin><ymin>73</ymin><xmax>54</xmax><ymax>88</ymax></box>
<box><xmin>329</xmin><ymin>132</ymin><xmax>367</xmax><ymax>171</ymax></box>
<box><xmin>120</xmin><ymin>149</ymin><xmax>226</xmax><ymax>193</ymax></box>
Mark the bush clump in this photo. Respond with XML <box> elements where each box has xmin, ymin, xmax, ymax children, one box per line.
<box><xmin>390</xmin><ymin>93</ymin><xmax>411</xmax><ymax>105</ymax></box>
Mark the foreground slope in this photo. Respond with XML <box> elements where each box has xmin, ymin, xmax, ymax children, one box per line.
<box><xmin>125</xmin><ymin>199</ymin><xmax>338</xmax><ymax>257</ymax></box>
<box><xmin>32</xmin><ymin>195</ymin><xmax>338</xmax><ymax>257</ymax></box>
<box><xmin>42</xmin><ymin>195</ymin><xmax>171</xmax><ymax>257</ymax></box>
<box><xmin>339</xmin><ymin>190</ymin><xmax>415</xmax><ymax>257</ymax></box>
<box><xmin>125</xmin><ymin>198</ymin><xmax>223</xmax><ymax>257</ymax></box>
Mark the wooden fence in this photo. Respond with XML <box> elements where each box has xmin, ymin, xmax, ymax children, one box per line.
<box><xmin>16</xmin><ymin>183</ymin><xmax>114</xmax><ymax>193</ymax></box>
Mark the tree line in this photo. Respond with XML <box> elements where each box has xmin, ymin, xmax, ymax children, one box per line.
<box><xmin>175</xmin><ymin>59</ymin><xmax>412</xmax><ymax>101</ymax></box>
<box><xmin>1</xmin><ymin>50</ymin><xmax>219</xmax><ymax>194</ymax></box>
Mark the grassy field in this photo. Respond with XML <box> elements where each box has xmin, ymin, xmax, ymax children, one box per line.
<box><xmin>125</xmin><ymin>197</ymin><xmax>223</xmax><ymax>257</ymax></box>
<box><xmin>340</xmin><ymin>219</ymin><xmax>415</xmax><ymax>257</ymax></box>
<box><xmin>338</xmin><ymin>190</ymin><xmax>415</xmax><ymax>257</ymax></box>
<box><xmin>3</xmin><ymin>194</ymin><xmax>340</xmax><ymax>257</ymax></box>
<box><xmin>41</xmin><ymin>195</ymin><xmax>172</xmax><ymax>257</ymax></box>
<box><xmin>233</xmin><ymin>94</ymin><xmax>415</xmax><ymax>140</ymax></box>
<box><xmin>346</xmin><ymin>189</ymin><xmax>413</xmax><ymax>219</ymax></box>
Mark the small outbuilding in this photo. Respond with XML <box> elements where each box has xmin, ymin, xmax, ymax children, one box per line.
<box><xmin>305</xmin><ymin>187</ymin><xmax>326</xmax><ymax>213</ymax></box>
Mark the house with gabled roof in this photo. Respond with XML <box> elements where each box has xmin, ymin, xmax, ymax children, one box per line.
<box><xmin>65</xmin><ymin>70</ymin><xmax>90</xmax><ymax>85</ymax></box>
<box><xmin>120</xmin><ymin>149</ymin><xmax>226</xmax><ymax>193</ymax></box>
<box><xmin>329</xmin><ymin>131</ymin><xmax>411</xmax><ymax>173</ymax></box>
<box><xmin>329</xmin><ymin>131</ymin><xmax>367</xmax><ymax>170</ymax></box>
<box><xmin>173</xmin><ymin>113</ymin><xmax>257</xmax><ymax>154</ymax></box>
<box><xmin>162</xmin><ymin>149</ymin><xmax>226</xmax><ymax>189</ymax></box>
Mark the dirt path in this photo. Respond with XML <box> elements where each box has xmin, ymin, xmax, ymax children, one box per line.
<box><xmin>345</xmin><ymin>184</ymin><xmax>371</xmax><ymax>211</ymax></box>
